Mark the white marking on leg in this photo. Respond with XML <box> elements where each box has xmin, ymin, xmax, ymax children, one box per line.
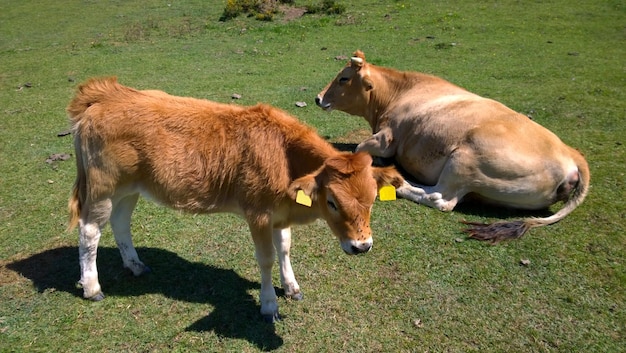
<box><xmin>252</xmin><ymin>225</ymin><xmax>279</xmax><ymax>321</ymax></box>
<box><xmin>273</xmin><ymin>227</ymin><xmax>301</xmax><ymax>300</ymax></box>
<box><xmin>78</xmin><ymin>199</ymin><xmax>111</xmax><ymax>300</ymax></box>
<box><xmin>110</xmin><ymin>194</ymin><xmax>147</xmax><ymax>276</ymax></box>
<box><xmin>79</xmin><ymin>221</ymin><xmax>103</xmax><ymax>299</ymax></box>
<box><xmin>396</xmin><ymin>180</ymin><xmax>458</xmax><ymax>211</ymax></box>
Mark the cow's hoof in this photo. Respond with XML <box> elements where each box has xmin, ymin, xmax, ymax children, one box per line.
<box><xmin>88</xmin><ymin>292</ymin><xmax>105</xmax><ymax>301</ymax></box>
<box><xmin>262</xmin><ymin>312</ymin><xmax>281</xmax><ymax>324</ymax></box>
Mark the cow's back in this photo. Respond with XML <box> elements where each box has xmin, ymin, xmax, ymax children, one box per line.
<box><xmin>70</xmin><ymin>77</ymin><xmax>318</xmax><ymax>214</ymax></box>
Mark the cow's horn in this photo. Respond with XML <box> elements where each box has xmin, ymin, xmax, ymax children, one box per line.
<box><xmin>351</xmin><ymin>57</ymin><xmax>363</xmax><ymax>64</ymax></box>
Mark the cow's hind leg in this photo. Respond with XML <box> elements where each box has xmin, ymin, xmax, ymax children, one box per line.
<box><xmin>110</xmin><ymin>193</ymin><xmax>150</xmax><ymax>276</ymax></box>
<box><xmin>273</xmin><ymin>227</ymin><xmax>302</xmax><ymax>300</ymax></box>
<box><xmin>78</xmin><ymin>199</ymin><xmax>112</xmax><ymax>301</ymax></box>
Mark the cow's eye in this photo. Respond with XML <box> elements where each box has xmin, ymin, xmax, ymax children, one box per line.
<box><xmin>327</xmin><ymin>200</ymin><xmax>338</xmax><ymax>211</ymax></box>
<box><xmin>338</xmin><ymin>77</ymin><xmax>349</xmax><ymax>84</ymax></box>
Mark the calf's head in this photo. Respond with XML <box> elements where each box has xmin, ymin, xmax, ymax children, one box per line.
<box><xmin>315</xmin><ymin>50</ymin><xmax>373</xmax><ymax>116</ymax></box>
<box><xmin>290</xmin><ymin>151</ymin><xmax>403</xmax><ymax>255</ymax></box>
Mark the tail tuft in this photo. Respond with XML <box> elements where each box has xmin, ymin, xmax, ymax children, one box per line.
<box><xmin>462</xmin><ymin>150</ymin><xmax>589</xmax><ymax>244</ymax></box>
<box><xmin>462</xmin><ymin>220</ymin><xmax>531</xmax><ymax>244</ymax></box>
<box><xmin>67</xmin><ymin>181</ymin><xmax>81</xmax><ymax>232</ymax></box>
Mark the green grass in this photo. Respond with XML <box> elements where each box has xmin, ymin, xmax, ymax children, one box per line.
<box><xmin>1</xmin><ymin>0</ymin><xmax>624</xmax><ymax>352</ymax></box>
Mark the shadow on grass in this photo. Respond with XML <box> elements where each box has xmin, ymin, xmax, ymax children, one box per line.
<box><xmin>453</xmin><ymin>199</ymin><xmax>555</xmax><ymax>220</ymax></box>
<box><xmin>330</xmin><ymin>142</ymin><xmax>358</xmax><ymax>152</ymax></box>
<box><xmin>6</xmin><ymin>246</ymin><xmax>283</xmax><ymax>351</ymax></box>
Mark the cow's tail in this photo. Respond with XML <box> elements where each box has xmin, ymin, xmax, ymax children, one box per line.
<box><xmin>66</xmin><ymin>77</ymin><xmax>117</xmax><ymax>232</ymax></box>
<box><xmin>463</xmin><ymin>149</ymin><xmax>590</xmax><ymax>243</ymax></box>
<box><xmin>66</xmin><ymin>76</ymin><xmax>126</xmax><ymax>123</ymax></box>
<box><xmin>67</xmin><ymin>119</ymin><xmax>87</xmax><ymax>232</ymax></box>
<box><xmin>67</xmin><ymin>176</ymin><xmax>82</xmax><ymax>232</ymax></box>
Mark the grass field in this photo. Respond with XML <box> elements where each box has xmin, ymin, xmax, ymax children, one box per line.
<box><xmin>1</xmin><ymin>1</ymin><xmax>624</xmax><ymax>352</ymax></box>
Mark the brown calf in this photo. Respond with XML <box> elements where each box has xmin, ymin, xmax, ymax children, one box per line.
<box><xmin>67</xmin><ymin>77</ymin><xmax>403</xmax><ymax>322</ymax></box>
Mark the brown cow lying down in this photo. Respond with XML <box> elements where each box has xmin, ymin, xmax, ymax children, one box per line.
<box><xmin>316</xmin><ymin>50</ymin><xmax>590</xmax><ymax>242</ymax></box>
<box><xmin>67</xmin><ymin>77</ymin><xmax>403</xmax><ymax>322</ymax></box>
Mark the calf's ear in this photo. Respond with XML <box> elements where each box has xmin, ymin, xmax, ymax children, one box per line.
<box><xmin>288</xmin><ymin>175</ymin><xmax>319</xmax><ymax>203</ymax></box>
<box><xmin>373</xmin><ymin>166</ymin><xmax>404</xmax><ymax>190</ymax></box>
<box><xmin>325</xmin><ymin>151</ymin><xmax>372</xmax><ymax>175</ymax></box>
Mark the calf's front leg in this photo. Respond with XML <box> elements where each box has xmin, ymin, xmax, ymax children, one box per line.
<box><xmin>110</xmin><ymin>194</ymin><xmax>151</xmax><ymax>276</ymax></box>
<box><xmin>273</xmin><ymin>227</ymin><xmax>302</xmax><ymax>300</ymax></box>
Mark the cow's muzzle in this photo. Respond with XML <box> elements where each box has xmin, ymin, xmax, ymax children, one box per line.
<box><xmin>341</xmin><ymin>239</ymin><xmax>373</xmax><ymax>255</ymax></box>
<box><xmin>315</xmin><ymin>96</ymin><xmax>331</xmax><ymax>110</ymax></box>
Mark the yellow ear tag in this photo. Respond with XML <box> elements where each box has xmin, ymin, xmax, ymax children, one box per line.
<box><xmin>296</xmin><ymin>190</ymin><xmax>312</xmax><ymax>207</ymax></box>
<box><xmin>379</xmin><ymin>185</ymin><xmax>396</xmax><ymax>201</ymax></box>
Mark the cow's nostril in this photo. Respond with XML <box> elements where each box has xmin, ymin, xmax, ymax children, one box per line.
<box><xmin>315</xmin><ymin>97</ymin><xmax>321</xmax><ymax>105</ymax></box>
<box><xmin>351</xmin><ymin>243</ymin><xmax>372</xmax><ymax>254</ymax></box>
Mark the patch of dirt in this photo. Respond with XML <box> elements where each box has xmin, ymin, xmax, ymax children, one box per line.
<box><xmin>329</xmin><ymin>129</ymin><xmax>372</xmax><ymax>153</ymax></box>
<box><xmin>0</xmin><ymin>262</ymin><xmax>24</xmax><ymax>286</ymax></box>
<box><xmin>330</xmin><ymin>128</ymin><xmax>372</xmax><ymax>144</ymax></box>
<box><xmin>279</xmin><ymin>5</ymin><xmax>307</xmax><ymax>23</ymax></box>
<box><xmin>45</xmin><ymin>153</ymin><xmax>71</xmax><ymax>164</ymax></box>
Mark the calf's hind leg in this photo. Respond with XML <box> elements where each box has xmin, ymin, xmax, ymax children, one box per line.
<box><xmin>78</xmin><ymin>199</ymin><xmax>112</xmax><ymax>301</ymax></box>
<box><xmin>110</xmin><ymin>193</ymin><xmax>151</xmax><ymax>276</ymax></box>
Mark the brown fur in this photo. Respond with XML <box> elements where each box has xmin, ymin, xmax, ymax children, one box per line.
<box><xmin>317</xmin><ymin>50</ymin><xmax>590</xmax><ymax>241</ymax></box>
<box><xmin>67</xmin><ymin>77</ymin><xmax>403</xmax><ymax>321</ymax></box>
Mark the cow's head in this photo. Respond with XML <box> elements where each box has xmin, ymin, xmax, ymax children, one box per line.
<box><xmin>289</xmin><ymin>151</ymin><xmax>403</xmax><ymax>255</ymax></box>
<box><xmin>315</xmin><ymin>50</ymin><xmax>373</xmax><ymax>117</ymax></box>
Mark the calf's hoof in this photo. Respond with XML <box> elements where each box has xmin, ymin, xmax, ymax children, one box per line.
<box><xmin>140</xmin><ymin>265</ymin><xmax>152</xmax><ymax>274</ymax></box>
<box><xmin>288</xmin><ymin>291</ymin><xmax>303</xmax><ymax>301</ymax></box>
<box><xmin>127</xmin><ymin>264</ymin><xmax>152</xmax><ymax>276</ymax></box>
<box><xmin>262</xmin><ymin>311</ymin><xmax>282</xmax><ymax>324</ymax></box>
<box><xmin>87</xmin><ymin>292</ymin><xmax>105</xmax><ymax>301</ymax></box>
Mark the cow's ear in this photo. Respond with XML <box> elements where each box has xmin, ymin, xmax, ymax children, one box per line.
<box><xmin>288</xmin><ymin>174</ymin><xmax>319</xmax><ymax>203</ymax></box>
<box><xmin>362</xmin><ymin>75</ymin><xmax>374</xmax><ymax>91</ymax></box>
<box><xmin>372</xmin><ymin>166</ymin><xmax>404</xmax><ymax>190</ymax></box>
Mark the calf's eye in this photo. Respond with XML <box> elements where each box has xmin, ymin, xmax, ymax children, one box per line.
<box><xmin>327</xmin><ymin>200</ymin><xmax>338</xmax><ymax>211</ymax></box>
